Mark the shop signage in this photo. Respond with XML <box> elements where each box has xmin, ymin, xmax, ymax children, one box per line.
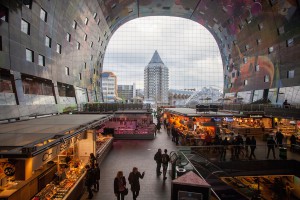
<box><xmin>250</xmin><ymin>115</ymin><xmax>263</xmax><ymax>118</ymax></box>
<box><xmin>0</xmin><ymin>162</ymin><xmax>16</xmax><ymax>177</ymax></box>
<box><xmin>32</xmin><ymin>133</ymin><xmax>83</xmax><ymax>171</ymax></box>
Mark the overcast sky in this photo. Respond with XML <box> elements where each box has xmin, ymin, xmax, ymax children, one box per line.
<box><xmin>103</xmin><ymin>16</ymin><xmax>223</xmax><ymax>91</ymax></box>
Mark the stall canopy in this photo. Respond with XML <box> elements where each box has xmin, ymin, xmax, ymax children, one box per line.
<box><xmin>0</xmin><ymin>114</ymin><xmax>112</xmax><ymax>158</ymax></box>
<box><xmin>165</xmin><ymin>108</ymin><xmax>244</xmax><ymax>118</ymax></box>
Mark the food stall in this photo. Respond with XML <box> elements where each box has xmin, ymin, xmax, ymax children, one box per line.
<box><xmin>164</xmin><ymin>108</ymin><xmax>242</xmax><ymax>145</ymax></box>
<box><xmin>0</xmin><ymin>114</ymin><xmax>113</xmax><ymax>200</ymax></box>
<box><xmin>102</xmin><ymin>110</ymin><xmax>155</xmax><ymax>139</ymax></box>
<box><xmin>228</xmin><ymin>115</ymin><xmax>273</xmax><ymax>136</ymax></box>
<box><xmin>273</xmin><ymin>117</ymin><xmax>298</xmax><ymax>137</ymax></box>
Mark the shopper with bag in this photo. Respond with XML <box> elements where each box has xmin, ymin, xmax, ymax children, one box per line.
<box><xmin>162</xmin><ymin>149</ymin><xmax>170</xmax><ymax>180</ymax></box>
<box><xmin>114</xmin><ymin>171</ymin><xmax>127</xmax><ymax>200</ymax></box>
<box><xmin>128</xmin><ymin>167</ymin><xmax>145</xmax><ymax>200</ymax></box>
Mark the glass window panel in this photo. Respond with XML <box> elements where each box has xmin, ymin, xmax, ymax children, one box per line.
<box><xmin>38</xmin><ymin>54</ymin><xmax>45</xmax><ymax>66</ymax></box>
<box><xmin>26</xmin><ymin>48</ymin><xmax>33</xmax><ymax>62</ymax></box>
<box><xmin>21</xmin><ymin>19</ymin><xmax>30</xmax><ymax>35</ymax></box>
<box><xmin>40</xmin><ymin>8</ymin><xmax>47</xmax><ymax>22</ymax></box>
<box><xmin>45</xmin><ymin>36</ymin><xmax>51</xmax><ymax>47</ymax></box>
<box><xmin>56</xmin><ymin>43</ymin><xmax>61</xmax><ymax>54</ymax></box>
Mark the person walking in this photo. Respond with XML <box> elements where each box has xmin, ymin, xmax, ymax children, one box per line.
<box><xmin>128</xmin><ymin>167</ymin><xmax>145</xmax><ymax>200</ymax></box>
<box><xmin>220</xmin><ymin>137</ymin><xmax>228</xmax><ymax>161</ymax></box>
<box><xmin>249</xmin><ymin>136</ymin><xmax>256</xmax><ymax>160</ymax></box>
<box><xmin>245</xmin><ymin>135</ymin><xmax>251</xmax><ymax>157</ymax></box>
<box><xmin>275</xmin><ymin>130</ymin><xmax>284</xmax><ymax>147</ymax></box>
<box><xmin>114</xmin><ymin>171</ymin><xmax>127</xmax><ymax>200</ymax></box>
<box><xmin>266</xmin><ymin>136</ymin><xmax>276</xmax><ymax>159</ymax></box>
<box><xmin>93</xmin><ymin>163</ymin><xmax>100</xmax><ymax>192</ymax></box>
<box><xmin>161</xmin><ymin>149</ymin><xmax>170</xmax><ymax>180</ymax></box>
<box><xmin>154</xmin><ymin>148</ymin><xmax>162</xmax><ymax>176</ymax></box>
<box><xmin>85</xmin><ymin>165</ymin><xmax>94</xmax><ymax>199</ymax></box>
<box><xmin>290</xmin><ymin>134</ymin><xmax>296</xmax><ymax>152</ymax></box>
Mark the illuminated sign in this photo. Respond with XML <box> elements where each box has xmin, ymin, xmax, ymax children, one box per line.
<box><xmin>250</xmin><ymin>115</ymin><xmax>263</xmax><ymax>118</ymax></box>
<box><xmin>178</xmin><ymin>191</ymin><xmax>203</xmax><ymax>200</ymax></box>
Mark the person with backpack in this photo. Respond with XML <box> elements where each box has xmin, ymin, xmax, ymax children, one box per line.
<box><xmin>128</xmin><ymin>167</ymin><xmax>145</xmax><ymax>200</ymax></box>
<box><xmin>161</xmin><ymin>149</ymin><xmax>170</xmax><ymax>180</ymax></box>
<box><xmin>93</xmin><ymin>163</ymin><xmax>101</xmax><ymax>192</ymax></box>
<box><xmin>154</xmin><ymin>148</ymin><xmax>162</xmax><ymax>176</ymax></box>
<box><xmin>85</xmin><ymin>164</ymin><xmax>94</xmax><ymax>199</ymax></box>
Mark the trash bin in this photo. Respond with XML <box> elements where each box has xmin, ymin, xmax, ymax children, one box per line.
<box><xmin>176</xmin><ymin>168</ymin><xmax>186</xmax><ymax>177</ymax></box>
<box><xmin>279</xmin><ymin>147</ymin><xmax>287</xmax><ymax>160</ymax></box>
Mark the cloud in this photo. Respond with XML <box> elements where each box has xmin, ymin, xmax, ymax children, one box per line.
<box><xmin>104</xmin><ymin>16</ymin><xmax>224</xmax><ymax>90</ymax></box>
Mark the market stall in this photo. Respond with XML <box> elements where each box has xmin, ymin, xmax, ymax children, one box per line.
<box><xmin>102</xmin><ymin>110</ymin><xmax>155</xmax><ymax>139</ymax></box>
<box><xmin>0</xmin><ymin>114</ymin><xmax>113</xmax><ymax>200</ymax></box>
<box><xmin>164</xmin><ymin>108</ymin><xmax>241</xmax><ymax>146</ymax></box>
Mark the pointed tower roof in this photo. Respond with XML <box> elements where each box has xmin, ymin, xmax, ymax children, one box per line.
<box><xmin>149</xmin><ymin>50</ymin><xmax>164</xmax><ymax>64</ymax></box>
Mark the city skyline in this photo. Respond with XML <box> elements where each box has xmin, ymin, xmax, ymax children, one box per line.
<box><xmin>103</xmin><ymin>16</ymin><xmax>223</xmax><ymax>91</ymax></box>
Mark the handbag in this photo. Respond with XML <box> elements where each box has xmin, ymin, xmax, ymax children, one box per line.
<box><xmin>123</xmin><ymin>188</ymin><xmax>128</xmax><ymax>195</ymax></box>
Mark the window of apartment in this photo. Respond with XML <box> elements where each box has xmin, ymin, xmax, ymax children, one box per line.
<box><xmin>243</xmin><ymin>57</ymin><xmax>247</xmax><ymax>64</ymax></box>
<box><xmin>84</xmin><ymin>34</ymin><xmax>87</xmax><ymax>41</ymax></box>
<box><xmin>287</xmin><ymin>70</ymin><xmax>295</xmax><ymax>79</ymax></box>
<box><xmin>21</xmin><ymin>19</ymin><xmax>30</xmax><ymax>35</ymax></box>
<box><xmin>0</xmin><ymin>4</ymin><xmax>8</xmax><ymax>22</ymax></box>
<box><xmin>98</xmin><ymin>36</ymin><xmax>101</xmax><ymax>42</ymax></box>
<box><xmin>90</xmin><ymin>78</ymin><xmax>93</xmax><ymax>84</ymax></box>
<box><xmin>76</xmin><ymin>42</ymin><xmax>80</xmax><ymax>50</ymax></box>
<box><xmin>66</xmin><ymin>33</ymin><xmax>71</xmax><ymax>42</ymax></box>
<box><xmin>65</xmin><ymin>66</ymin><xmax>69</xmax><ymax>76</ymax></box>
<box><xmin>0</xmin><ymin>36</ymin><xmax>2</xmax><ymax>51</ymax></box>
<box><xmin>84</xmin><ymin>62</ymin><xmax>87</xmax><ymax>69</ymax></box>
<box><xmin>23</xmin><ymin>0</ymin><xmax>32</xmax><ymax>9</ymax></box>
<box><xmin>90</xmin><ymin>41</ymin><xmax>93</xmax><ymax>47</ymax></box>
<box><xmin>56</xmin><ymin>43</ymin><xmax>61</xmax><ymax>54</ymax></box>
<box><xmin>278</xmin><ymin>26</ymin><xmax>285</xmax><ymax>35</ymax></box>
<box><xmin>257</xmin><ymin>38</ymin><xmax>262</xmax><ymax>45</ymax></box>
<box><xmin>90</xmin><ymin>55</ymin><xmax>93</xmax><ymax>60</ymax></box>
<box><xmin>232</xmin><ymin>72</ymin><xmax>235</xmax><ymax>78</ymax></box>
<box><xmin>244</xmin><ymin>80</ymin><xmax>248</xmax><ymax>85</ymax></box>
<box><xmin>286</xmin><ymin>38</ymin><xmax>294</xmax><ymax>47</ymax></box>
<box><xmin>255</xmin><ymin>64</ymin><xmax>260</xmax><ymax>72</ymax></box>
<box><xmin>72</xmin><ymin>20</ymin><xmax>77</xmax><ymax>29</ymax></box>
<box><xmin>101</xmin><ymin>41</ymin><xmax>103</xmax><ymax>46</ymax></box>
<box><xmin>104</xmin><ymin>31</ymin><xmax>107</xmax><ymax>37</ymax></box>
<box><xmin>97</xmin><ymin>19</ymin><xmax>100</xmax><ymax>25</ymax></box>
<box><xmin>258</xmin><ymin>23</ymin><xmax>263</xmax><ymax>30</ymax></box>
<box><xmin>45</xmin><ymin>36</ymin><xmax>51</xmax><ymax>47</ymax></box>
<box><xmin>264</xmin><ymin>75</ymin><xmax>270</xmax><ymax>82</ymax></box>
<box><xmin>38</xmin><ymin>54</ymin><xmax>45</xmax><ymax>66</ymax></box>
<box><xmin>268</xmin><ymin>46</ymin><xmax>274</xmax><ymax>53</ymax></box>
<box><xmin>79</xmin><ymin>73</ymin><xmax>82</xmax><ymax>80</ymax></box>
<box><xmin>93</xmin><ymin>68</ymin><xmax>96</xmax><ymax>74</ymax></box>
<box><xmin>40</xmin><ymin>8</ymin><xmax>47</xmax><ymax>22</ymax></box>
<box><xmin>245</xmin><ymin>44</ymin><xmax>249</xmax><ymax>51</ymax></box>
<box><xmin>93</xmin><ymin>13</ymin><xmax>97</xmax><ymax>19</ymax></box>
<box><xmin>84</xmin><ymin>17</ymin><xmax>89</xmax><ymax>25</ymax></box>
<box><xmin>26</xmin><ymin>48</ymin><xmax>34</xmax><ymax>62</ymax></box>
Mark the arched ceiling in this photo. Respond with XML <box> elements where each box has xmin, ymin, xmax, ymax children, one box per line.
<box><xmin>98</xmin><ymin>0</ymin><xmax>300</xmax><ymax>95</ymax></box>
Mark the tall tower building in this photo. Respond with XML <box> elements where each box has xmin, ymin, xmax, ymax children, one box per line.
<box><xmin>144</xmin><ymin>51</ymin><xmax>169</xmax><ymax>104</ymax></box>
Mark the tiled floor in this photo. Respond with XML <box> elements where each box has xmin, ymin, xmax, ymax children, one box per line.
<box><xmin>81</xmin><ymin>127</ymin><xmax>177</xmax><ymax>200</ymax></box>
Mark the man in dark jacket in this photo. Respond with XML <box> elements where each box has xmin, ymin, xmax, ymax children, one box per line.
<box><xmin>267</xmin><ymin>137</ymin><xmax>276</xmax><ymax>159</ymax></box>
<box><xmin>154</xmin><ymin>149</ymin><xmax>162</xmax><ymax>176</ymax></box>
<box><xmin>162</xmin><ymin>149</ymin><xmax>170</xmax><ymax>180</ymax></box>
<box><xmin>93</xmin><ymin>163</ymin><xmax>101</xmax><ymax>192</ymax></box>
<box><xmin>128</xmin><ymin>167</ymin><xmax>145</xmax><ymax>200</ymax></box>
<box><xmin>85</xmin><ymin>165</ymin><xmax>93</xmax><ymax>199</ymax></box>
<box><xmin>275</xmin><ymin>130</ymin><xmax>284</xmax><ymax>147</ymax></box>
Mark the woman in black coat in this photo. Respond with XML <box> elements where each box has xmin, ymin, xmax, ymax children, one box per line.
<box><xmin>114</xmin><ymin>171</ymin><xmax>127</xmax><ymax>200</ymax></box>
<box><xmin>128</xmin><ymin>167</ymin><xmax>145</xmax><ymax>200</ymax></box>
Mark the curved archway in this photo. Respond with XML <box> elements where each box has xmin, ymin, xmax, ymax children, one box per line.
<box><xmin>103</xmin><ymin>16</ymin><xmax>223</xmax><ymax>102</ymax></box>
<box><xmin>0</xmin><ymin>0</ymin><xmax>299</xmax><ymax>119</ymax></box>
